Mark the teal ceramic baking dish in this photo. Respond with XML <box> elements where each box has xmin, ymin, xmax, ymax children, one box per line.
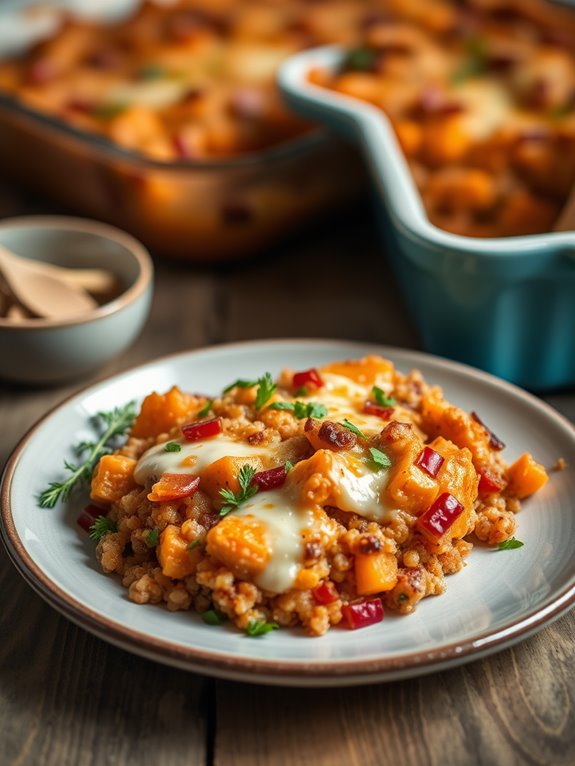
<box><xmin>279</xmin><ymin>47</ymin><xmax>575</xmax><ymax>392</ymax></box>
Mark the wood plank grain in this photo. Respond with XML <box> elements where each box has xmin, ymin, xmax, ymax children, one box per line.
<box><xmin>0</xmin><ymin>549</ymin><xmax>209</xmax><ymax>766</ymax></box>
<box><xmin>215</xmin><ymin>613</ymin><xmax>575</xmax><ymax>766</ymax></box>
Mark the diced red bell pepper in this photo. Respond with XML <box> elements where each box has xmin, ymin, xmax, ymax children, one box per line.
<box><xmin>292</xmin><ymin>368</ymin><xmax>324</xmax><ymax>390</ymax></box>
<box><xmin>362</xmin><ymin>401</ymin><xmax>394</xmax><ymax>420</ymax></box>
<box><xmin>341</xmin><ymin>598</ymin><xmax>384</xmax><ymax>630</ymax></box>
<box><xmin>478</xmin><ymin>468</ymin><xmax>505</xmax><ymax>494</ymax></box>
<box><xmin>77</xmin><ymin>504</ymin><xmax>105</xmax><ymax>533</ymax></box>
<box><xmin>417</xmin><ymin>492</ymin><xmax>464</xmax><ymax>541</ymax></box>
<box><xmin>251</xmin><ymin>465</ymin><xmax>289</xmax><ymax>491</ymax></box>
<box><xmin>148</xmin><ymin>473</ymin><xmax>200</xmax><ymax>503</ymax></box>
<box><xmin>181</xmin><ymin>416</ymin><xmax>223</xmax><ymax>442</ymax></box>
<box><xmin>312</xmin><ymin>581</ymin><xmax>339</xmax><ymax>605</ymax></box>
<box><xmin>415</xmin><ymin>446</ymin><xmax>445</xmax><ymax>478</ymax></box>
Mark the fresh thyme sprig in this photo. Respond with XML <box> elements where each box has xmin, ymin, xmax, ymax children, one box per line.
<box><xmin>219</xmin><ymin>464</ymin><xmax>258</xmax><ymax>516</ymax></box>
<box><xmin>89</xmin><ymin>516</ymin><xmax>117</xmax><ymax>542</ymax></box>
<box><xmin>38</xmin><ymin>401</ymin><xmax>136</xmax><ymax>509</ymax></box>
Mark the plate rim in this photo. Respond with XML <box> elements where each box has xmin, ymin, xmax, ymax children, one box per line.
<box><xmin>2</xmin><ymin>338</ymin><xmax>575</xmax><ymax>685</ymax></box>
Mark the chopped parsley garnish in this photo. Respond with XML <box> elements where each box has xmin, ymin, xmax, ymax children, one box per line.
<box><xmin>145</xmin><ymin>528</ymin><xmax>159</xmax><ymax>547</ymax></box>
<box><xmin>341</xmin><ymin>419</ymin><xmax>367</xmax><ymax>439</ymax></box>
<box><xmin>187</xmin><ymin>539</ymin><xmax>202</xmax><ymax>551</ymax></box>
<box><xmin>369</xmin><ymin>447</ymin><xmax>392</xmax><ymax>470</ymax></box>
<box><xmin>89</xmin><ymin>516</ymin><xmax>117</xmax><ymax>542</ymax></box>
<box><xmin>269</xmin><ymin>400</ymin><xmax>328</xmax><ymax>419</ymax></box>
<box><xmin>138</xmin><ymin>63</ymin><xmax>168</xmax><ymax>80</ymax></box>
<box><xmin>202</xmin><ymin>609</ymin><xmax>226</xmax><ymax>626</ymax></box>
<box><xmin>223</xmin><ymin>378</ymin><xmax>258</xmax><ymax>394</ymax></box>
<box><xmin>92</xmin><ymin>102</ymin><xmax>128</xmax><ymax>121</ymax></box>
<box><xmin>255</xmin><ymin>373</ymin><xmax>277</xmax><ymax>410</ymax></box>
<box><xmin>222</xmin><ymin>373</ymin><xmax>277</xmax><ymax>409</ymax></box>
<box><xmin>219</xmin><ymin>464</ymin><xmax>258</xmax><ymax>516</ymax></box>
<box><xmin>164</xmin><ymin>441</ymin><xmax>181</xmax><ymax>453</ymax></box>
<box><xmin>197</xmin><ymin>399</ymin><xmax>214</xmax><ymax>418</ymax></box>
<box><xmin>293</xmin><ymin>386</ymin><xmax>308</xmax><ymax>397</ymax></box>
<box><xmin>451</xmin><ymin>36</ymin><xmax>488</xmax><ymax>85</ymax></box>
<box><xmin>343</xmin><ymin>46</ymin><xmax>377</xmax><ymax>72</ymax></box>
<box><xmin>245</xmin><ymin>619</ymin><xmax>279</xmax><ymax>637</ymax></box>
<box><xmin>285</xmin><ymin>460</ymin><xmax>294</xmax><ymax>474</ymax></box>
<box><xmin>371</xmin><ymin>385</ymin><xmax>397</xmax><ymax>408</ymax></box>
<box><xmin>39</xmin><ymin>401</ymin><xmax>136</xmax><ymax>508</ymax></box>
<box><xmin>497</xmin><ymin>537</ymin><xmax>524</xmax><ymax>550</ymax></box>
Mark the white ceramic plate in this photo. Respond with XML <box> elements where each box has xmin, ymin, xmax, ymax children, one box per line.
<box><xmin>2</xmin><ymin>340</ymin><xmax>575</xmax><ymax>686</ymax></box>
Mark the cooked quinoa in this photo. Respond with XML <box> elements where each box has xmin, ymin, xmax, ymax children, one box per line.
<box><xmin>89</xmin><ymin>355</ymin><xmax>549</xmax><ymax>636</ymax></box>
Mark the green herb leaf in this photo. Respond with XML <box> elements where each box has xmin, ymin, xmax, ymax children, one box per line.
<box><xmin>451</xmin><ymin>36</ymin><xmax>488</xmax><ymax>85</ymax></box>
<box><xmin>202</xmin><ymin>609</ymin><xmax>226</xmax><ymax>626</ymax></box>
<box><xmin>92</xmin><ymin>102</ymin><xmax>128</xmax><ymax>121</ymax></box>
<box><xmin>269</xmin><ymin>400</ymin><xmax>328</xmax><ymax>419</ymax></box>
<box><xmin>89</xmin><ymin>516</ymin><xmax>117</xmax><ymax>542</ymax></box>
<box><xmin>39</xmin><ymin>401</ymin><xmax>136</xmax><ymax>508</ymax></box>
<box><xmin>497</xmin><ymin>537</ymin><xmax>524</xmax><ymax>550</ymax></box>
<box><xmin>285</xmin><ymin>460</ymin><xmax>294</xmax><ymax>474</ymax></box>
<box><xmin>371</xmin><ymin>385</ymin><xmax>397</xmax><ymax>408</ymax></box>
<box><xmin>138</xmin><ymin>63</ymin><xmax>168</xmax><ymax>80</ymax></box>
<box><xmin>219</xmin><ymin>464</ymin><xmax>259</xmax><ymax>516</ymax></box>
<box><xmin>187</xmin><ymin>539</ymin><xmax>202</xmax><ymax>551</ymax></box>
<box><xmin>255</xmin><ymin>373</ymin><xmax>277</xmax><ymax>410</ymax></box>
<box><xmin>369</xmin><ymin>447</ymin><xmax>392</xmax><ymax>470</ymax></box>
<box><xmin>344</xmin><ymin>46</ymin><xmax>377</xmax><ymax>72</ymax></box>
<box><xmin>164</xmin><ymin>441</ymin><xmax>182</xmax><ymax>452</ymax></box>
<box><xmin>293</xmin><ymin>386</ymin><xmax>308</xmax><ymax>397</ymax></box>
<box><xmin>197</xmin><ymin>399</ymin><xmax>214</xmax><ymax>418</ymax></box>
<box><xmin>245</xmin><ymin>619</ymin><xmax>279</xmax><ymax>637</ymax></box>
<box><xmin>341</xmin><ymin>419</ymin><xmax>367</xmax><ymax>439</ymax></box>
<box><xmin>145</xmin><ymin>528</ymin><xmax>160</xmax><ymax>547</ymax></box>
<box><xmin>268</xmin><ymin>401</ymin><xmax>295</xmax><ymax>411</ymax></box>
<box><xmin>222</xmin><ymin>378</ymin><xmax>258</xmax><ymax>394</ymax></box>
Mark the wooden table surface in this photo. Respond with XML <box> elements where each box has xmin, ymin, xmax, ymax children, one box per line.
<box><xmin>1</xmin><ymin>184</ymin><xmax>574</xmax><ymax>766</ymax></box>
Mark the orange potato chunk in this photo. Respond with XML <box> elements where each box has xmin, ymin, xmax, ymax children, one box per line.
<box><xmin>90</xmin><ymin>454</ymin><xmax>137</xmax><ymax>504</ymax></box>
<box><xmin>206</xmin><ymin>516</ymin><xmax>270</xmax><ymax>580</ymax></box>
<box><xmin>320</xmin><ymin>355</ymin><xmax>395</xmax><ymax>386</ymax></box>
<box><xmin>355</xmin><ymin>551</ymin><xmax>398</xmax><ymax>596</ymax></box>
<box><xmin>158</xmin><ymin>524</ymin><xmax>199</xmax><ymax>579</ymax></box>
<box><xmin>507</xmin><ymin>453</ymin><xmax>548</xmax><ymax>499</ymax></box>
<box><xmin>199</xmin><ymin>455</ymin><xmax>265</xmax><ymax>505</ymax></box>
<box><xmin>130</xmin><ymin>386</ymin><xmax>197</xmax><ymax>438</ymax></box>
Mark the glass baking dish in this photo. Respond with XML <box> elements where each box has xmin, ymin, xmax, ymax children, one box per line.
<box><xmin>280</xmin><ymin>46</ymin><xmax>575</xmax><ymax>390</ymax></box>
<box><xmin>0</xmin><ymin>1</ymin><xmax>366</xmax><ymax>260</ymax></box>
<box><xmin>0</xmin><ymin>94</ymin><xmax>363</xmax><ymax>260</ymax></box>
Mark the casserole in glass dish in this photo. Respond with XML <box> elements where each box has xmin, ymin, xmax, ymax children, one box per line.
<box><xmin>0</xmin><ymin>0</ymin><xmax>369</xmax><ymax>260</ymax></box>
<box><xmin>279</xmin><ymin>0</ymin><xmax>575</xmax><ymax>390</ymax></box>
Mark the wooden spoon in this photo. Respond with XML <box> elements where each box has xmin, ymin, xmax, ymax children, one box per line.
<box><xmin>0</xmin><ymin>246</ymin><xmax>98</xmax><ymax>319</ymax></box>
<box><xmin>0</xmin><ymin>243</ymin><xmax>118</xmax><ymax>295</ymax></box>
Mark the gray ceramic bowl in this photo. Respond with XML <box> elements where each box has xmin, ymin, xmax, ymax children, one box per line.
<box><xmin>0</xmin><ymin>216</ymin><xmax>153</xmax><ymax>384</ymax></box>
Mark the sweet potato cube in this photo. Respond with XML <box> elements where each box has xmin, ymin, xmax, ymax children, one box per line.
<box><xmin>355</xmin><ymin>551</ymin><xmax>398</xmax><ymax>596</ymax></box>
<box><xmin>131</xmin><ymin>386</ymin><xmax>197</xmax><ymax>438</ymax></box>
<box><xmin>386</xmin><ymin>456</ymin><xmax>439</xmax><ymax>514</ymax></box>
<box><xmin>199</xmin><ymin>455</ymin><xmax>265</xmax><ymax>504</ymax></box>
<box><xmin>507</xmin><ymin>453</ymin><xmax>548</xmax><ymax>499</ymax></box>
<box><xmin>206</xmin><ymin>516</ymin><xmax>270</xmax><ymax>580</ymax></box>
<box><xmin>320</xmin><ymin>355</ymin><xmax>395</xmax><ymax>386</ymax></box>
<box><xmin>90</xmin><ymin>454</ymin><xmax>137</xmax><ymax>504</ymax></box>
<box><xmin>158</xmin><ymin>524</ymin><xmax>199</xmax><ymax>579</ymax></box>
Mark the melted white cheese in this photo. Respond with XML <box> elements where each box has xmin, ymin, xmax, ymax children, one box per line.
<box><xmin>234</xmin><ymin>488</ymin><xmax>315</xmax><ymax>594</ymax></box>
<box><xmin>134</xmin><ymin>435</ymin><xmax>273</xmax><ymax>485</ymax></box>
<box><xmin>328</xmin><ymin>452</ymin><xmax>394</xmax><ymax>523</ymax></box>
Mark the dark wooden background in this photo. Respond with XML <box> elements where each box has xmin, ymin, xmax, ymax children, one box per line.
<box><xmin>1</xmin><ymin>181</ymin><xmax>574</xmax><ymax>766</ymax></box>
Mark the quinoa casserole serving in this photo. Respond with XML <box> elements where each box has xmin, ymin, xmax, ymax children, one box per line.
<box><xmin>64</xmin><ymin>355</ymin><xmax>550</xmax><ymax>637</ymax></box>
